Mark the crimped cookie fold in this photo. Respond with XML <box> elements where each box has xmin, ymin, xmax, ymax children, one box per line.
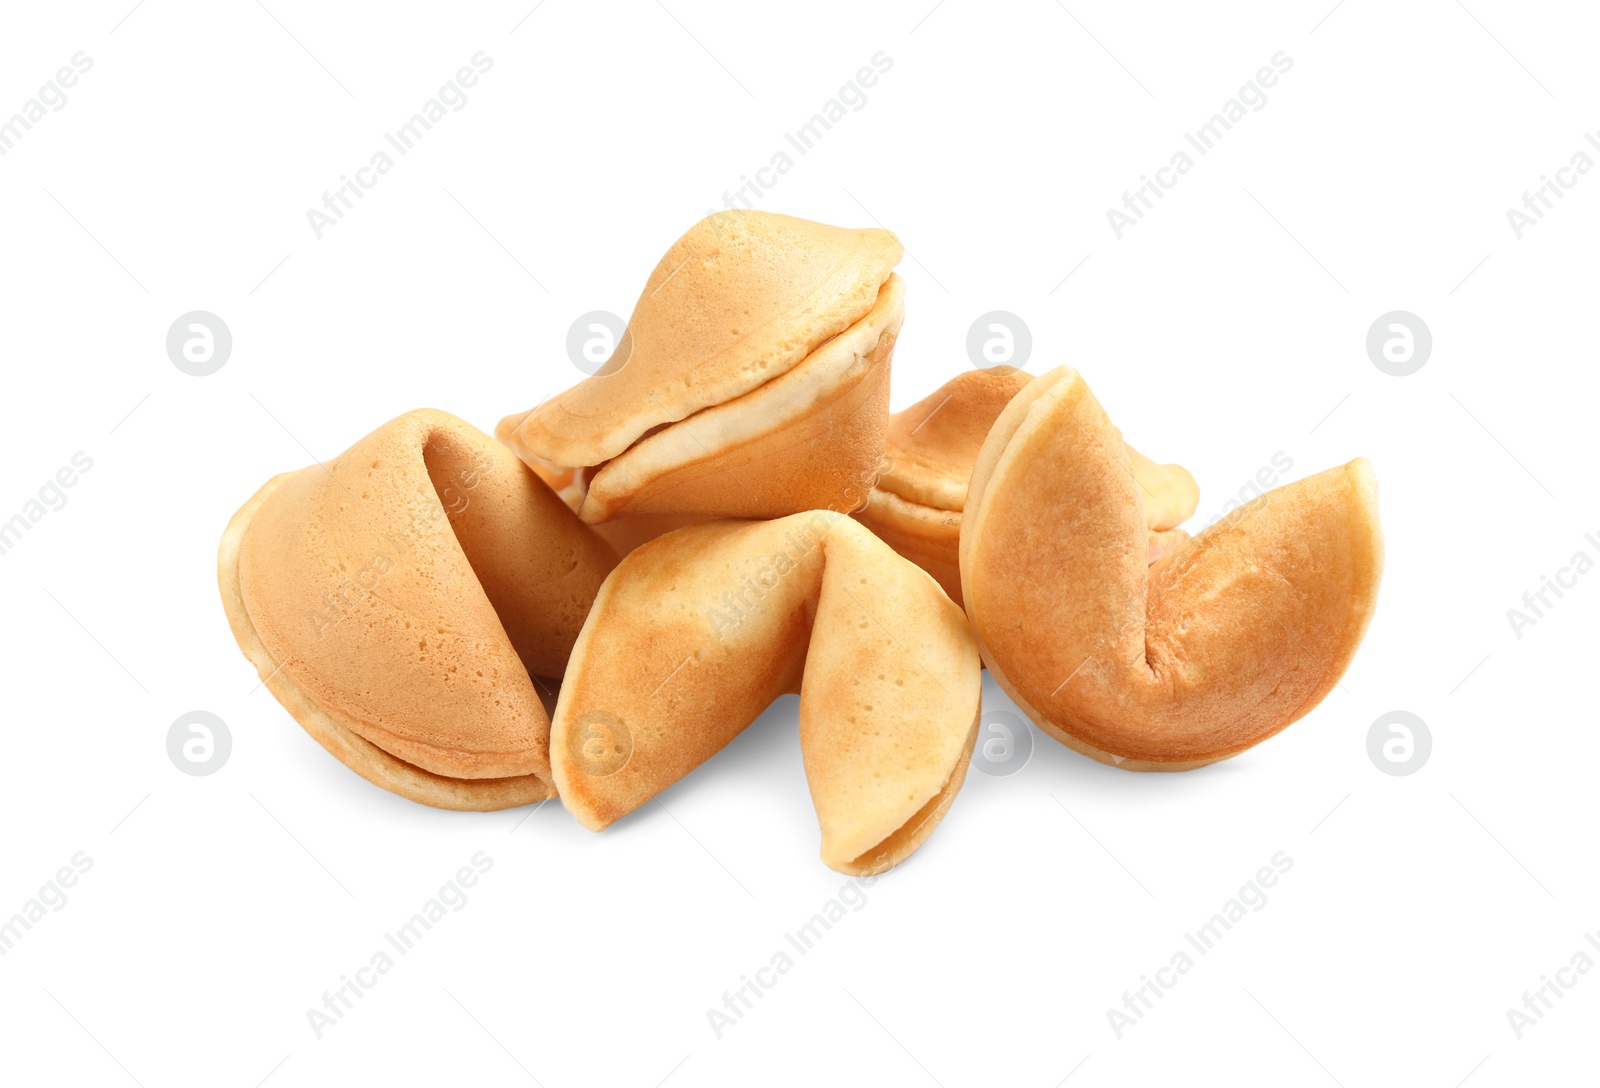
<box><xmin>960</xmin><ymin>368</ymin><xmax>1383</xmax><ymax>770</ymax></box>
<box><xmin>549</xmin><ymin>512</ymin><xmax>981</xmax><ymax>875</ymax></box>
<box><xmin>218</xmin><ymin>409</ymin><xmax>618</xmax><ymax>809</ymax></box>
<box><xmin>498</xmin><ymin>210</ymin><xmax>905</xmax><ymax>523</ymax></box>
<box><xmin>856</xmin><ymin>366</ymin><xmax>1199</xmax><ymax>605</ymax></box>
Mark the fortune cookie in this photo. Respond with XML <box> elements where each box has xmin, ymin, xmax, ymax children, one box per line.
<box><xmin>510</xmin><ymin>448</ymin><xmax>712</xmax><ymax>558</ymax></box>
<box><xmin>548</xmin><ymin>511</ymin><xmax>981</xmax><ymax>875</ymax></box>
<box><xmin>218</xmin><ymin>409</ymin><xmax>618</xmax><ymax>809</ymax></box>
<box><xmin>856</xmin><ymin>367</ymin><xmax>1201</xmax><ymax>605</ymax></box>
<box><xmin>499</xmin><ymin>210</ymin><xmax>905</xmax><ymax>523</ymax></box>
<box><xmin>960</xmin><ymin>368</ymin><xmax>1383</xmax><ymax>770</ymax></box>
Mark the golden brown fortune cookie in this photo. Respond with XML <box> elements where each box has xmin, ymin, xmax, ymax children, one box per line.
<box><xmin>548</xmin><ymin>511</ymin><xmax>981</xmax><ymax>876</ymax></box>
<box><xmin>511</xmin><ymin>448</ymin><xmax>713</xmax><ymax>558</ymax></box>
<box><xmin>960</xmin><ymin>367</ymin><xmax>1383</xmax><ymax>771</ymax></box>
<box><xmin>218</xmin><ymin>409</ymin><xmax>618</xmax><ymax>809</ymax></box>
<box><xmin>856</xmin><ymin>367</ymin><xmax>1201</xmax><ymax>605</ymax></box>
<box><xmin>498</xmin><ymin>210</ymin><xmax>905</xmax><ymax>523</ymax></box>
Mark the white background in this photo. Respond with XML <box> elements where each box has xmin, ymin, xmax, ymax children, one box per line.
<box><xmin>1</xmin><ymin>1</ymin><xmax>1595</xmax><ymax>1084</ymax></box>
